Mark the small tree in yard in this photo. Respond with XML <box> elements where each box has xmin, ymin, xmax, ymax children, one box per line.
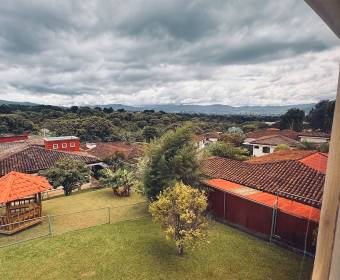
<box><xmin>208</xmin><ymin>142</ymin><xmax>249</xmax><ymax>161</ymax></box>
<box><xmin>274</xmin><ymin>144</ymin><xmax>290</xmax><ymax>152</ymax></box>
<box><xmin>149</xmin><ymin>182</ymin><xmax>208</xmax><ymax>256</ymax></box>
<box><xmin>99</xmin><ymin>168</ymin><xmax>134</xmax><ymax>196</ymax></box>
<box><xmin>41</xmin><ymin>159</ymin><xmax>90</xmax><ymax>196</ymax></box>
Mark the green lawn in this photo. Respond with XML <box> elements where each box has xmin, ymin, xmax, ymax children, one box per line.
<box><xmin>0</xmin><ymin>218</ymin><xmax>313</xmax><ymax>280</ymax></box>
<box><xmin>42</xmin><ymin>188</ymin><xmax>146</xmax><ymax>215</ymax></box>
<box><xmin>0</xmin><ymin>188</ymin><xmax>148</xmax><ymax>246</ymax></box>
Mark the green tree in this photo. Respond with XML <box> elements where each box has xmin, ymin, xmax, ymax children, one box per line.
<box><xmin>40</xmin><ymin>159</ymin><xmax>90</xmax><ymax>196</ymax></box>
<box><xmin>103</xmin><ymin>151</ymin><xmax>126</xmax><ymax>170</ymax></box>
<box><xmin>308</xmin><ymin>100</ymin><xmax>335</xmax><ymax>133</ymax></box>
<box><xmin>141</xmin><ymin>125</ymin><xmax>202</xmax><ymax>200</ymax></box>
<box><xmin>280</xmin><ymin>109</ymin><xmax>305</xmax><ymax>132</ymax></box>
<box><xmin>274</xmin><ymin>144</ymin><xmax>290</xmax><ymax>152</ymax></box>
<box><xmin>99</xmin><ymin>168</ymin><xmax>134</xmax><ymax>196</ymax></box>
<box><xmin>81</xmin><ymin>116</ymin><xmax>114</xmax><ymax>141</ymax></box>
<box><xmin>208</xmin><ymin>142</ymin><xmax>249</xmax><ymax>161</ymax></box>
<box><xmin>149</xmin><ymin>182</ymin><xmax>208</xmax><ymax>255</ymax></box>
<box><xmin>142</xmin><ymin>126</ymin><xmax>158</xmax><ymax>142</ymax></box>
<box><xmin>298</xmin><ymin>141</ymin><xmax>330</xmax><ymax>153</ymax></box>
<box><xmin>227</xmin><ymin>126</ymin><xmax>243</xmax><ymax>135</ymax></box>
<box><xmin>298</xmin><ymin>141</ymin><xmax>318</xmax><ymax>151</ymax></box>
<box><xmin>221</xmin><ymin>133</ymin><xmax>245</xmax><ymax>147</ymax></box>
<box><xmin>0</xmin><ymin>114</ymin><xmax>37</xmax><ymax>134</ymax></box>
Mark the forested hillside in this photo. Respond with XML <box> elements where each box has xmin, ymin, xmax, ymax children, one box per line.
<box><xmin>0</xmin><ymin>104</ymin><xmax>277</xmax><ymax>142</ymax></box>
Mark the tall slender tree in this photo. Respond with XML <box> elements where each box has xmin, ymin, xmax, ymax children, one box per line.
<box><xmin>141</xmin><ymin>125</ymin><xmax>202</xmax><ymax>200</ymax></box>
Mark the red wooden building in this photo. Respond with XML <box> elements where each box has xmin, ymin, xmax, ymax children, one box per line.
<box><xmin>0</xmin><ymin>133</ymin><xmax>29</xmax><ymax>143</ymax></box>
<box><xmin>44</xmin><ymin>136</ymin><xmax>80</xmax><ymax>152</ymax></box>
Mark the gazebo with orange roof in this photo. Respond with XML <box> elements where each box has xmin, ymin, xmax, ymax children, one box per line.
<box><xmin>0</xmin><ymin>171</ymin><xmax>52</xmax><ymax>234</ymax></box>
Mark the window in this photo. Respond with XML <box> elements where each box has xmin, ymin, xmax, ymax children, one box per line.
<box><xmin>53</xmin><ymin>144</ymin><xmax>58</xmax><ymax>149</ymax></box>
<box><xmin>62</xmin><ymin>143</ymin><xmax>67</xmax><ymax>149</ymax></box>
<box><xmin>262</xmin><ymin>146</ymin><xmax>270</xmax><ymax>153</ymax></box>
<box><xmin>70</xmin><ymin>142</ymin><xmax>75</xmax><ymax>148</ymax></box>
<box><xmin>254</xmin><ymin>146</ymin><xmax>259</xmax><ymax>149</ymax></box>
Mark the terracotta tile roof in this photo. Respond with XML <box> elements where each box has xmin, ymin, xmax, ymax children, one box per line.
<box><xmin>246</xmin><ymin>129</ymin><xmax>299</xmax><ymax>140</ymax></box>
<box><xmin>300</xmin><ymin>153</ymin><xmax>328</xmax><ymax>174</ymax></box>
<box><xmin>202</xmin><ymin>156</ymin><xmax>325</xmax><ymax>207</ymax></box>
<box><xmin>86</xmin><ymin>142</ymin><xmax>143</xmax><ymax>162</ymax></box>
<box><xmin>248</xmin><ymin>135</ymin><xmax>299</xmax><ymax>147</ymax></box>
<box><xmin>247</xmin><ymin>150</ymin><xmax>317</xmax><ymax>164</ymax></box>
<box><xmin>205</xmin><ymin>179</ymin><xmax>320</xmax><ymax>222</ymax></box>
<box><xmin>298</xmin><ymin>131</ymin><xmax>331</xmax><ymax>138</ymax></box>
<box><xmin>0</xmin><ymin>171</ymin><xmax>52</xmax><ymax>203</ymax></box>
<box><xmin>0</xmin><ymin>146</ymin><xmax>100</xmax><ymax>177</ymax></box>
<box><xmin>0</xmin><ymin>136</ymin><xmax>44</xmax><ymax>156</ymax></box>
<box><xmin>0</xmin><ymin>142</ymin><xmax>28</xmax><ymax>154</ymax></box>
<box><xmin>246</xmin><ymin>129</ymin><xmax>331</xmax><ymax>141</ymax></box>
<box><xmin>246</xmin><ymin>150</ymin><xmax>328</xmax><ymax>174</ymax></box>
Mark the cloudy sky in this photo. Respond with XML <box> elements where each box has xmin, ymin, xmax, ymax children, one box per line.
<box><xmin>0</xmin><ymin>0</ymin><xmax>339</xmax><ymax>107</ymax></box>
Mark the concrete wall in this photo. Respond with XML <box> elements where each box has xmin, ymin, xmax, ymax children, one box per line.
<box><xmin>252</xmin><ymin>144</ymin><xmax>275</xmax><ymax>157</ymax></box>
<box><xmin>299</xmin><ymin>136</ymin><xmax>329</xmax><ymax>143</ymax></box>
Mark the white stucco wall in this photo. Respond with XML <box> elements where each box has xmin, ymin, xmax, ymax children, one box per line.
<box><xmin>299</xmin><ymin>136</ymin><xmax>329</xmax><ymax>143</ymax></box>
<box><xmin>251</xmin><ymin>144</ymin><xmax>275</xmax><ymax>157</ymax></box>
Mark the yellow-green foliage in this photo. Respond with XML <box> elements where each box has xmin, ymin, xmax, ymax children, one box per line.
<box><xmin>149</xmin><ymin>182</ymin><xmax>208</xmax><ymax>255</ymax></box>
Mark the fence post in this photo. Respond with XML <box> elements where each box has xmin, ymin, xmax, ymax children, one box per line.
<box><xmin>48</xmin><ymin>215</ymin><xmax>53</xmax><ymax>237</ymax></box>
<box><xmin>223</xmin><ymin>192</ymin><xmax>226</xmax><ymax>220</ymax></box>
<box><xmin>108</xmin><ymin>207</ymin><xmax>111</xmax><ymax>224</ymax></box>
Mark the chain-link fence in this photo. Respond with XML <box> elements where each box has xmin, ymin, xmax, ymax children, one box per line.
<box><xmin>0</xmin><ymin>201</ymin><xmax>149</xmax><ymax>248</ymax></box>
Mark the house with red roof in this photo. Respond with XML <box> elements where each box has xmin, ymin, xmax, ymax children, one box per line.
<box><xmin>244</xmin><ymin>128</ymin><xmax>330</xmax><ymax>157</ymax></box>
<box><xmin>84</xmin><ymin>142</ymin><xmax>143</xmax><ymax>163</ymax></box>
<box><xmin>202</xmin><ymin>151</ymin><xmax>327</xmax><ymax>253</ymax></box>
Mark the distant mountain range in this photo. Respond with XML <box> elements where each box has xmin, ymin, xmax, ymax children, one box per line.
<box><xmin>98</xmin><ymin>103</ymin><xmax>315</xmax><ymax>115</ymax></box>
<box><xmin>0</xmin><ymin>99</ymin><xmax>315</xmax><ymax>115</ymax></box>
<box><xmin>0</xmin><ymin>99</ymin><xmax>40</xmax><ymax>107</ymax></box>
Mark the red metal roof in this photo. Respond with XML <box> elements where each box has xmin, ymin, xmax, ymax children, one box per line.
<box><xmin>299</xmin><ymin>152</ymin><xmax>328</xmax><ymax>174</ymax></box>
<box><xmin>0</xmin><ymin>171</ymin><xmax>52</xmax><ymax>204</ymax></box>
<box><xmin>205</xmin><ymin>178</ymin><xmax>320</xmax><ymax>222</ymax></box>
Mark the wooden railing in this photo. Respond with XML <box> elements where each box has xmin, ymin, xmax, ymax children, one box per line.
<box><xmin>0</xmin><ymin>204</ymin><xmax>42</xmax><ymax>233</ymax></box>
<box><xmin>9</xmin><ymin>197</ymin><xmax>36</xmax><ymax>207</ymax></box>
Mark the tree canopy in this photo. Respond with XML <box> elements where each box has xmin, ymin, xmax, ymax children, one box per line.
<box><xmin>307</xmin><ymin>100</ymin><xmax>335</xmax><ymax>133</ymax></box>
<box><xmin>279</xmin><ymin>108</ymin><xmax>305</xmax><ymax>132</ymax></box>
<box><xmin>0</xmin><ymin>103</ymin><xmax>278</xmax><ymax>143</ymax></box>
<box><xmin>141</xmin><ymin>125</ymin><xmax>202</xmax><ymax>200</ymax></box>
<box><xmin>40</xmin><ymin>159</ymin><xmax>90</xmax><ymax>196</ymax></box>
<box><xmin>207</xmin><ymin>142</ymin><xmax>249</xmax><ymax>161</ymax></box>
<box><xmin>99</xmin><ymin>168</ymin><xmax>134</xmax><ymax>196</ymax></box>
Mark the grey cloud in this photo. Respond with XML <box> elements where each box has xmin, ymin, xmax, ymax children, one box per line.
<box><xmin>0</xmin><ymin>0</ymin><xmax>338</xmax><ymax>106</ymax></box>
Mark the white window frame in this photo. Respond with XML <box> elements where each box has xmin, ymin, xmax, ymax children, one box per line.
<box><xmin>62</xmin><ymin>143</ymin><xmax>67</xmax><ymax>149</ymax></box>
<box><xmin>70</xmin><ymin>142</ymin><xmax>75</xmax><ymax>148</ymax></box>
<box><xmin>52</xmin><ymin>144</ymin><xmax>58</xmax><ymax>150</ymax></box>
